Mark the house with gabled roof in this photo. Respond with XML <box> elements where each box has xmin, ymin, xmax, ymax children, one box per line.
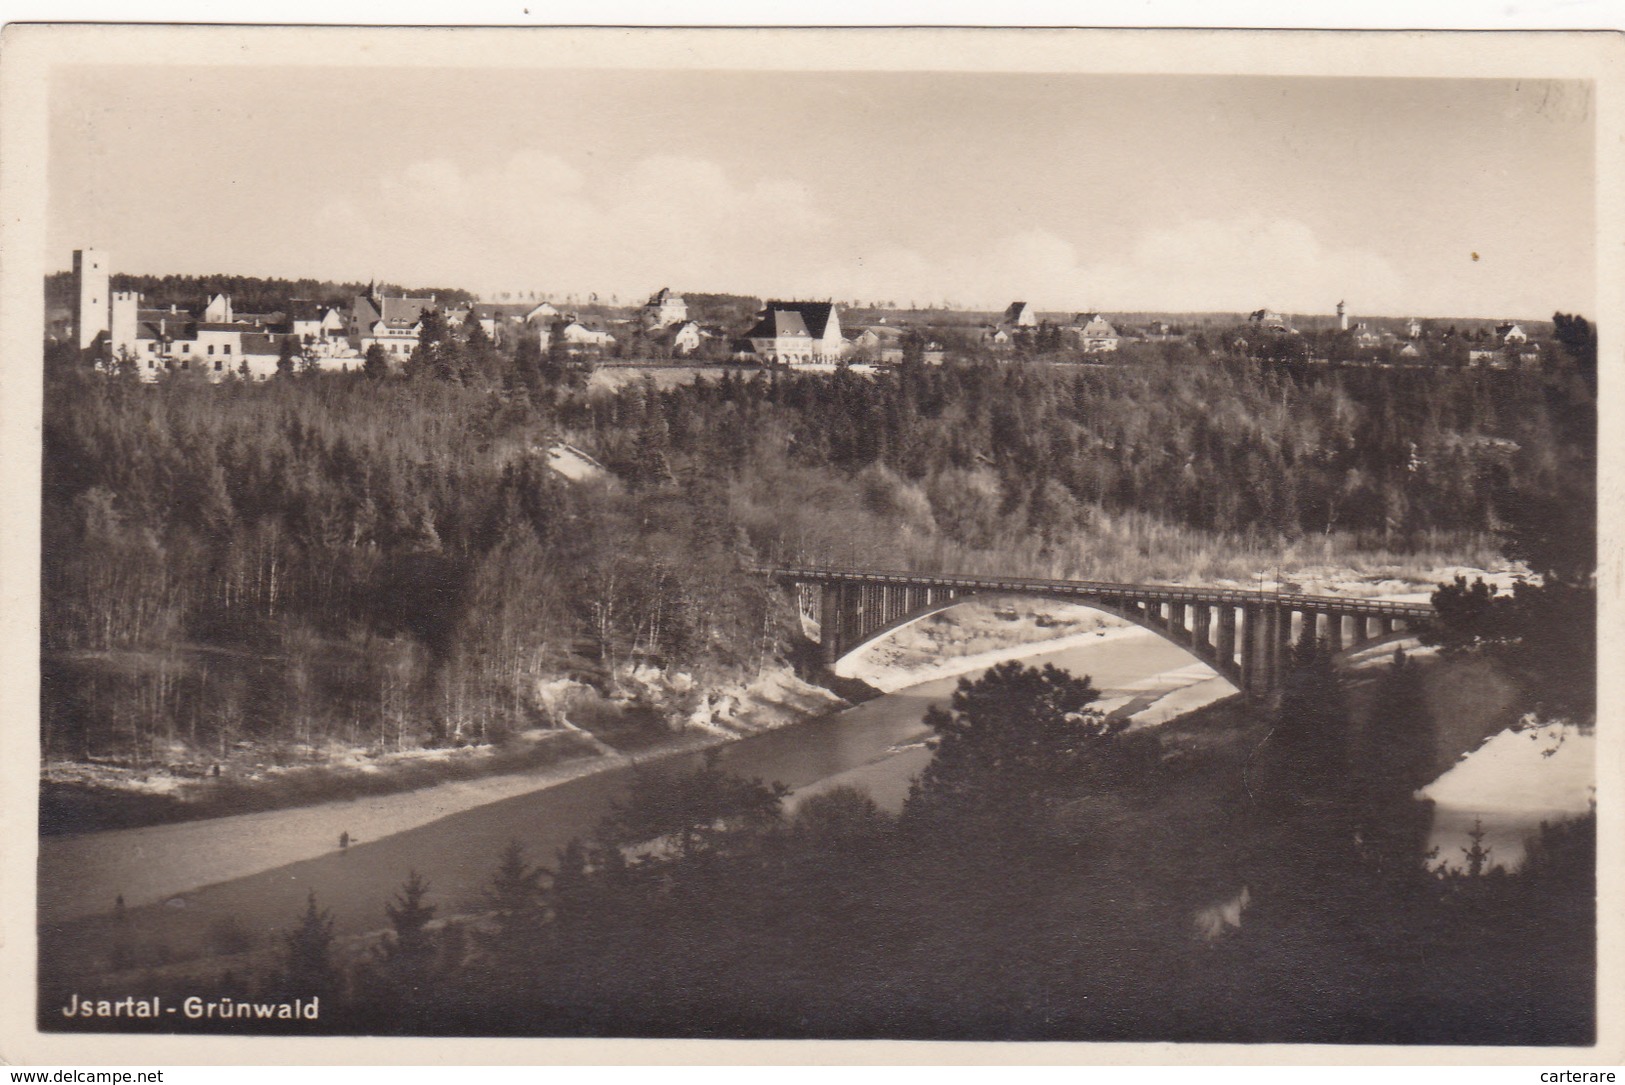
<box><xmin>1249</xmin><ymin>308</ymin><xmax>1293</xmax><ymax>333</ymax></box>
<box><xmin>1070</xmin><ymin>313</ymin><xmax>1121</xmax><ymax>353</ymax></box>
<box><xmin>1496</xmin><ymin>321</ymin><xmax>1529</xmax><ymax>345</ymax></box>
<box><xmin>1002</xmin><ymin>301</ymin><xmax>1038</xmax><ymax>327</ymax></box>
<box><xmin>553</xmin><ymin>316</ymin><xmax>615</xmax><ymax>350</ymax></box>
<box><xmin>743</xmin><ymin>301</ymin><xmax>845</xmax><ymax>365</ymax></box>
<box><xmin>641</xmin><ymin>287</ymin><xmax>688</xmax><ymax>329</ymax></box>
<box><xmin>349</xmin><ymin>291</ymin><xmax>438</xmax><ymax>358</ymax></box>
<box><xmin>458</xmin><ymin>301</ymin><xmax>542</xmax><ymax>342</ymax></box>
<box><xmin>851</xmin><ymin>323</ymin><xmax>908</xmax><ymax>363</ymax></box>
<box><xmin>654</xmin><ymin>319</ymin><xmax>703</xmax><ymax>357</ymax></box>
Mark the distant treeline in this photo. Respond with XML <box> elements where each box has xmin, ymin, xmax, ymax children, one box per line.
<box><xmin>572</xmin><ymin>346</ymin><xmax>1590</xmax><ymax>552</ymax></box>
<box><xmin>44</xmin><ymin>271</ymin><xmax>479</xmax><ymax>316</ymax></box>
<box><xmin>40</xmin><ymin>313</ymin><xmax>1595</xmax><ymax>767</ymax></box>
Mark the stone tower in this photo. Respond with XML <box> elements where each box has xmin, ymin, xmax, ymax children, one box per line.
<box><xmin>1336</xmin><ymin>299</ymin><xmax>1348</xmax><ymax>332</ymax></box>
<box><xmin>110</xmin><ymin>291</ymin><xmax>142</xmax><ymax>360</ymax></box>
<box><xmin>73</xmin><ymin>248</ymin><xmax>110</xmax><ymax>350</ymax></box>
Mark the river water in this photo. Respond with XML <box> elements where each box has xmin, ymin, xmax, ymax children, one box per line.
<box><xmin>44</xmin><ymin>623</ymin><xmax>1593</xmax><ymax>983</ymax></box>
<box><xmin>41</xmin><ymin>630</ymin><xmax>1210</xmax><ymax>978</ymax></box>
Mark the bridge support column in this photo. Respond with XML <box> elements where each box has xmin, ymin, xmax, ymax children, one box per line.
<box><xmin>1240</xmin><ymin>604</ymin><xmax>1259</xmax><ymax>696</ymax></box>
<box><xmin>1326</xmin><ymin>610</ymin><xmax>1344</xmax><ymax>653</ymax></box>
<box><xmin>1376</xmin><ymin>615</ymin><xmax>1394</xmax><ymax>637</ymax></box>
<box><xmin>1169</xmin><ymin>602</ymin><xmax>1187</xmax><ymax>636</ymax></box>
<box><xmin>1275</xmin><ymin>604</ymin><xmax>1293</xmax><ymax>676</ymax></box>
<box><xmin>1217</xmin><ymin>606</ymin><xmax>1237</xmax><ymax>674</ymax></box>
<box><xmin>820</xmin><ymin>583</ymin><xmax>841</xmax><ymax>665</ymax></box>
<box><xmin>1260</xmin><ymin>605</ymin><xmax>1279</xmax><ymax>693</ymax></box>
<box><xmin>1192</xmin><ymin>603</ymin><xmax>1211</xmax><ymax>652</ymax></box>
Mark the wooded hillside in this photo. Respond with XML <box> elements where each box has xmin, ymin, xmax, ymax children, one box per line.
<box><xmin>41</xmin><ymin>317</ymin><xmax>1595</xmax><ymax>769</ymax></box>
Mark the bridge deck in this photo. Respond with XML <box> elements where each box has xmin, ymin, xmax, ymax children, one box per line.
<box><xmin>763</xmin><ymin>566</ymin><xmax>1434</xmax><ymax>619</ymax></box>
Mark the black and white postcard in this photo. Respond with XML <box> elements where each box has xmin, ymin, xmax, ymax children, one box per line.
<box><xmin>1</xmin><ymin>21</ymin><xmax>1619</xmax><ymax>1066</ymax></box>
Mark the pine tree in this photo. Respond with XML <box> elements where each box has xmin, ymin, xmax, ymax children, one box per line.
<box><xmin>276</xmin><ymin>336</ymin><xmax>297</xmax><ymax>379</ymax></box>
<box><xmin>903</xmin><ymin>661</ymin><xmax>1125</xmax><ymax>837</ymax></box>
<box><xmin>274</xmin><ymin>891</ymin><xmax>338</xmax><ymax>1001</ymax></box>
<box><xmin>367</xmin><ymin>870</ymin><xmax>438</xmax><ymax>1029</ymax></box>
<box><xmin>1256</xmin><ymin>632</ymin><xmax>1354</xmax><ymax>838</ymax></box>
<box><xmin>550</xmin><ymin>838</ymin><xmax>593</xmax><ymax>925</ymax></box>
<box><xmin>481</xmin><ymin>840</ymin><xmax>548</xmax><ymax>942</ymax></box>
<box><xmin>362</xmin><ymin>343</ymin><xmax>389</xmax><ymax>381</ymax></box>
<box><xmin>382</xmin><ymin>870</ymin><xmax>436</xmax><ymax>959</ymax></box>
<box><xmin>1355</xmin><ymin>649</ymin><xmax>1438</xmax><ymax>876</ymax></box>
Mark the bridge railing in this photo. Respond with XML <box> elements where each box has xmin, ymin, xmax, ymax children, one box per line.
<box><xmin>758</xmin><ymin>566</ymin><xmax>1435</xmax><ymax>619</ymax></box>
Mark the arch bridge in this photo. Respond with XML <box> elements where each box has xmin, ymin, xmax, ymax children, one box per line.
<box><xmin>766</xmin><ymin>566</ymin><xmax>1434</xmax><ymax>698</ymax></box>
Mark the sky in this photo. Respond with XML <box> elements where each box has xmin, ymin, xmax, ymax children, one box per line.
<box><xmin>48</xmin><ymin>66</ymin><xmax>1596</xmax><ymax>319</ymax></box>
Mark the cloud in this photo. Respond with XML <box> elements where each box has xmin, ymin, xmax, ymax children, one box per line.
<box><xmin>826</xmin><ymin>218</ymin><xmax>1406</xmax><ymax>315</ymax></box>
<box><xmin>313</xmin><ymin>153</ymin><xmax>1406</xmax><ymax>317</ymax></box>
<box><xmin>1113</xmin><ymin>216</ymin><xmax>1405</xmax><ymax>313</ymax></box>
<box><xmin>311</xmin><ymin>150</ymin><xmax>831</xmax><ymax>299</ymax></box>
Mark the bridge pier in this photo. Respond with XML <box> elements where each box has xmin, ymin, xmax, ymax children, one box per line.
<box><xmin>819</xmin><ymin>583</ymin><xmax>840</xmax><ymax>665</ymax></box>
<box><xmin>1217</xmin><ymin>605</ymin><xmax>1237</xmax><ymax>674</ymax></box>
<box><xmin>1239</xmin><ymin>604</ymin><xmax>1258</xmax><ymax>696</ymax></box>
<box><xmin>1262</xmin><ymin>605</ymin><xmax>1281</xmax><ymax>694</ymax></box>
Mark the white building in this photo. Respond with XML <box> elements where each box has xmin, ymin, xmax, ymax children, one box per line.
<box><xmin>744</xmin><ymin>301</ymin><xmax>845</xmax><ymax>365</ymax></box>
<box><xmin>641</xmin><ymin>287</ymin><xmax>688</xmax><ymax>329</ymax></box>
<box><xmin>1496</xmin><ymin>322</ymin><xmax>1529</xmax><ymax>345</ymax></box>
<box><xmin>655</xmin><ymin>320</ymin><xmax>703</xmax><ymax>356</ymax></box>
<box><xmin>554</xmin><ymin>319</ymin><xmax>615</xmax><ymax>349</ymax></box>
<box><xmin>1071</xmin><ymin>313</ymin><xmax>1121</xmax><ymax>353</ymax></box>
<box><xmin>350</xmin><ymin>292</ymin><xmax>436</xmax><ymax>358</ymax></box>
<box><xmin>1001</xmin><ymin>301</ymin><xmax>1038</xmax><ymax>327</ymax></box>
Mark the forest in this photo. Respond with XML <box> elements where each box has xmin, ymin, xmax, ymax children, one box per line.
<box><xmin>39</xmin><ymin>310</ymin><xmax>1597</xmax><ymax>782</ymax></box>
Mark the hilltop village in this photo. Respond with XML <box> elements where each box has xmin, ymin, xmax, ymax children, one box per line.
<box><xmin>57</xmin><ymin>248</ymin><xmax>1550</xmax><ymax>381</ymax></box>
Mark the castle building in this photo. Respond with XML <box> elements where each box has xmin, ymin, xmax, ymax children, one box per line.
<box><xmin>73</xmin><ymin>249</ymin><xmax>111</xmax><ymax>350</ymax></box>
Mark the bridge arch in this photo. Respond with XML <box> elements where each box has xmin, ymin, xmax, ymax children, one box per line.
<box><xmin>829</xmin><ymin>589</ymin><xmax>1240</xmax><ymax>690</ymax></box>
<box><xmin>771</xmin><ymin>567</ymin><xmax>1434</xmax><ymax>699</ymax></box>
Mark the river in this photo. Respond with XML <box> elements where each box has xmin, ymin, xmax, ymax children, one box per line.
<box><xmin>41</xmin><ymin>622</ymin><xmax>1598</xmax><ymax>987</ymax></box>
<box><xmin>40</xmin><ymin>629</ymin><xmax>1216</xmax><ymax>981</ymax></box>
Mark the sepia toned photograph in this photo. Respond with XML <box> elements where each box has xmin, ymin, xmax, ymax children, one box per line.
<box><xmin>4</xmin><ymin>23</ymin><xmax>1617</xmax><ymax>1060</ymax></box>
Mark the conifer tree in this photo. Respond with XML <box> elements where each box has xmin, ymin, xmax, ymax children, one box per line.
<box><xmin>1355</xmin><ymin>648</ymin><xmax>1438</xmax><ymax>877</ymax></box>
<box><xmin>273</xmin><ymin>891</ymin><xmax>338</xmax><ymax>1001</ymax></box>
<box><xmin>1256</xmin><ymin>631</ymin><xmax>1354</xmax><ymax>840</ymax></box>
<box><xmin>362</xmin><ymin>343</ymin><xmax>389</xmax><ymax>381</ymax></box>
<box><xmin>480</xmin><ymin>840</ymin><xmax>548</xmax><ymax>945</ymax></box>
<box><xmin>367</xmin><ymin>870</ymin><xmax>439</xmax><ymax>1029</ymax></box>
